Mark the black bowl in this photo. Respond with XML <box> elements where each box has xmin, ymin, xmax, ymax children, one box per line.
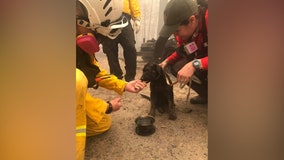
<box><xmin>135</xmin><ymin>116</ymin><xmax>156</xmax><ymax>136</ymax></box>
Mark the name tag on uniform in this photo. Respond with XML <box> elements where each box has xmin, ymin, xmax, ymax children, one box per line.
<box><xmin>184</xmin><ymin>42</ymin><xmax>198</xmax><ymax>55</ymax></box>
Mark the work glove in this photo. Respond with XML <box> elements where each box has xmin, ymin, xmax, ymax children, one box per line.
<box><xmin>133</xmin><ymin>19</ymin><xmax>141</xmax><ymax>34</ymax></box>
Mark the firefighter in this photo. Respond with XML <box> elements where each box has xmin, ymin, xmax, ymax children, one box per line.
<box><xmin>76</xmin><ymin>0</ymin><xmax>146</xmax><ymax>159</ymax></box>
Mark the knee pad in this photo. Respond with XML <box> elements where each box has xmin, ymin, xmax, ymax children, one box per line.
<box><xmin>76</xmin><ymin>33</ymin><xmax>100</xmax><ymax>55</ymax></box>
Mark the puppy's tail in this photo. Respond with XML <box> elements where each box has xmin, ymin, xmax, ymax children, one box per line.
<box><xmin>140</xmin><ymin>94</ymin><xmax>151</xmax><ymax>101</ymax></box>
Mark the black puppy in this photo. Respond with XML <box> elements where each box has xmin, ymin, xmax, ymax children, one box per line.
<box><xmin>140</xmin><ymin>62</ymin><xmax>177</xmax><ymax>120</ymax></box>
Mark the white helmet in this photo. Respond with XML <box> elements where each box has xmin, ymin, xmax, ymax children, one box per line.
<box><xmin>77</xmin><ymin>0</ymin><xmax>128</xmax><ymax>39</ymax></box>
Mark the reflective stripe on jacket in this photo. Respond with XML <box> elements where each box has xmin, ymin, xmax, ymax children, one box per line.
<box><xmin>76</xmin><ymin>125</ymin><xmax>87</xmax><ymax>137</ymax></box>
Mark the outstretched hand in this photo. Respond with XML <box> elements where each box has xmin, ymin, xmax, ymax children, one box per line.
<box><xmin>125</xmin><ymin>80</ymin><xmax>147</xmax><ymax>93</ymax></box>
<box><xmin>109</xmin><ymin>97</ymin><xmax>122</xmax><ymax>112</ymax></box>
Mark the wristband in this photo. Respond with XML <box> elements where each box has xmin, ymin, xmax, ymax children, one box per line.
<box><xmin>106</xmin><ymin>101</ymin><xmax>113</xmax><ymax>114</ymax></box>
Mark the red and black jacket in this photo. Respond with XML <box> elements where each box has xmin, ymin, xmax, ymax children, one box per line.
<box><xmin>166</xmin><ymin>9</ymin><xmax>208</xmax><ymax>70</ymax></box>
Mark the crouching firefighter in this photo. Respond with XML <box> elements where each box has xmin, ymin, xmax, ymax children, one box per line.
<box><xmin>75</xmin><ymin>0</ymin><xmax>146</xmax><ymax>159</ymax></box>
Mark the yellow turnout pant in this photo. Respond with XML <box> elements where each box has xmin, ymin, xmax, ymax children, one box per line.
<box><xmin>76</xmin><ymin>69</ymin><xmax>111</xmax><ymax>160</ymax></box>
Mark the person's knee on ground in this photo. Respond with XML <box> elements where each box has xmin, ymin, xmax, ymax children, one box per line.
<box><xmin>84</xmin><ymin>93</ymin><xmax>113</xmax><ymax>136</ymax></box>
<box><xmin>86</xmin><ymin>114</ymin><xmax>112</xmax><ymax>136</ymax></box>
